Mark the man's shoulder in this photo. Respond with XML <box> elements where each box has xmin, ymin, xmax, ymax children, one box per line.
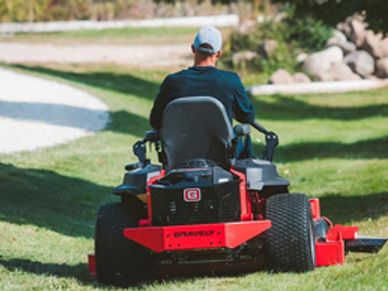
<box><xmin>165</xmin><ymin>69</ymin><xmax>188</xmax><ymax>81</ymax></box>
<box><xmin>215</xmin><ymin>69</ymin><xmax>242</xmax><ymax>86</ymax></box>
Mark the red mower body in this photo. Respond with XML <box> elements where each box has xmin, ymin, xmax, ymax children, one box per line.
<box><xmin>89</xmin><ymin>97</ymin><xmax>386</xmax><ymax>285</ymax></box>
<box><xmin>89</xmin><ymin>170</ymin><xmax>382</xmax><ymax>279</ymax></box>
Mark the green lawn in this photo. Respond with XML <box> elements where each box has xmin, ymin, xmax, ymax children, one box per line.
<box><xmin>0</xmin><ymin>27</ymin><xmax>214</xmax><ymax>45</ymax></box>
<box><xmin>0</xmin><ymin>63</ymin><xmax>387</xmax><ymax>290</ymax></box>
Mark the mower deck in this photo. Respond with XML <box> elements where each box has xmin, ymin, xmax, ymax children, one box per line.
<box><xmin>123</xmin><ymin>220</ymin><xmax>271</xmax><ymax>253</ymax></box>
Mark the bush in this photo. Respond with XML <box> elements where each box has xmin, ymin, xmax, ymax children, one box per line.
<box><xmin>286</xmin><ymin>16</ymin><xmax>332</xmax><ymax>53</ymax></box>
<box><xmin>222</xmin><ymin>8</ymin><xmax>332</xmax><ymax>81</ymax></box>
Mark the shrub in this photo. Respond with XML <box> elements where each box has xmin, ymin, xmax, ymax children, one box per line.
<box><xmin>222</xmin><ymin>8</ymin><xmax>332</xmax><ymax>81</ymax></box>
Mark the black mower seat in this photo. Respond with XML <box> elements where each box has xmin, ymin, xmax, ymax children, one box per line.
<box><xmin>161</xmin><ymin>96</ymin><xmax>234</xmax><ymax>169</ymax></box>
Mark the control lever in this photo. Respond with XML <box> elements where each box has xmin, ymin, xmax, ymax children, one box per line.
<box><xmin>250</xmin><ymin>121</ymin><xmax>279</xmax><ymax>162</ymax></box>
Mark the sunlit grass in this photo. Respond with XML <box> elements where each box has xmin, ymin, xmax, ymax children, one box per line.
<box><xmin>0</xmin><ymin>63</ymin><xmax>387</xmax><ymax>290</ymax></box>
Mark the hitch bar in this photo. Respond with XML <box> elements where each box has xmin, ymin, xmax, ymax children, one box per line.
<box><xmin>345</xmin><ymin>236</ymin><xmax>387</xmax><ymax>253</ymax></box>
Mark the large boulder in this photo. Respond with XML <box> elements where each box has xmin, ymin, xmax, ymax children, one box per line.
<box><xmin>380</xmin><ymin>38</ymin><xmax>388</xmax><ymax>58</ymax></box>
<box><xmin>303</xmin><ymin>46</ymin><xmax>343</xmax><ymax>79</ymax></box>
<box><xmin>293</xmin><ymin>72</ymin><xmax>311</xmax><ymax>83</ymax></box>
<box><xmin>269</xmin><ymin>69</ymin><xmax>294</xmax><ymax>84</ymax></box>
<box><xmin>345</xmin><ymin>50</ymin><xmax>375</xmax><ymax>77</ymax></box>
<box><xmin>329</xmin><ymin>62</ymin><xmax>362</xmax><ymax>81</ymax></box>
<box><xmin>376</xmin><ymin>58</ymin><xmax>388</xmax><ymax>78</ymax></box>
<box><xmin>349</xmin><ymin>18</ymin><xmax>367</xmax><ymax>47</ymax></box>
<box><xmin>232</xmin><ymin>51</ymin><xmax>257</xmax><ymax>67</ymax></box>
<box><xmin>338</xmin><ymin>17</ymin><xmax>367</xmax><ymax>47</ymax></box>
<box><xmin>326</xmin><ymin>29</ymin><xmax>356</xmax><ymax>54</ymax></box>
<box><xmin>362</xmin><ymin>30</ymin><xmax>384</xmax><ymax>58</ymax></box>
<box><xmin>327</xmin><ymin>30</ymin><xmax>347</xmax><ymax>46</ymax></box>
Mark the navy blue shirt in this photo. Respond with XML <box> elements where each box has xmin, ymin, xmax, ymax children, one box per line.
<box><xmin>149</xmin><ymin>66</ymin><xmax>255</xmax><ymax>130</ymax></box>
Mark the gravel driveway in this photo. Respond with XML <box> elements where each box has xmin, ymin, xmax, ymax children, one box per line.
<box><xmin>0</xmin><ymin>43</ymin><xmax>192</xmax><ymax>67</ymax></box>
<box><xmin>0</xmin><ymin>68</ymin><xmax>109</xmax><ymax>154</ymax></box>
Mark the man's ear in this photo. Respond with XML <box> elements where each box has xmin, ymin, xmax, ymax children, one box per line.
<box><xmin>191</xmin><ymin>44</ymin><xmax>195</xmax><ymax>54</ymax></box>
<box><xmin>216</xmin><ymin>51</ymin><xmax>222</xmax><ymax>59</ymax></box>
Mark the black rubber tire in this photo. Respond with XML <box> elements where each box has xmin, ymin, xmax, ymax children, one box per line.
<box><xmin>95</xmin><ymin>202</ymin><xmax>150</xmax><ymax>287</ymax></box>
<box><xmin>264</xmin><ymin>193</ymin><xmax>316</xmax><ymax>272</ymax></box>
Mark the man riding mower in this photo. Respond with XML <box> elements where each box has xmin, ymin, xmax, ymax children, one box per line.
<box><xmin>88</xmin><ymin>96</ymin><xmax>386</xmax><ymax>287</ymax></box>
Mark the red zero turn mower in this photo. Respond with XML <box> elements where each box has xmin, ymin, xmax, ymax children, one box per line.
<box><xmin>88</xmin><ymin>97</ymin><xmax>386</xmax><ymax>287</ymax></box>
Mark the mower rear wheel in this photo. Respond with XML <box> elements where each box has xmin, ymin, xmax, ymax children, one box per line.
<box><xmin>95</xmin><ymin>202</ymin><xmax>150</xmax><ymax>287</ymax></box>
<box><xmin>265</xmin><ymin>193</ymin><xmax>315</xmax><ymax>272</ymax></box>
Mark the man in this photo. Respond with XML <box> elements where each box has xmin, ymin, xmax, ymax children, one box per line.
<box><xmin>149</xmin><ymin>26</ymin><xmax>256</xmax><ymax>158</ymax></box>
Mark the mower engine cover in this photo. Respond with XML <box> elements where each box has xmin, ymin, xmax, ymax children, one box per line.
<box><xmin>150</xmin><ymin>159</ymin><xmax>240</xmax><ymax>226</ymax></box>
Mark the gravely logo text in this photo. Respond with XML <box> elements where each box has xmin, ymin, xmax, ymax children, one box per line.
<box><xmin>174</xmin><ymin>230</ymin><xmax>215</xmax><ymax>238</ymax></box>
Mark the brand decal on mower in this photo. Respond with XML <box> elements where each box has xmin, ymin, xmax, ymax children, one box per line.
<box><xmin>174</xmin><ymin>230</ymin><xmax>215</xmax><ymax>238</ymax></box>
<box><xmin>183</xmin><ymin>188</ymin><xmax>201</xmax><ymax>202</ymax></box>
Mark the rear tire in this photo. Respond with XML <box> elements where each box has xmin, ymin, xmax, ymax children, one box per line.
<box><xmin>95</xmin><ymin>202</ymin><xmax>150</xmax><ymax>287</ymax></box>
<box><xmin>265</xmin><ymin>193</ymin><xmax>315</xmax><ymax>272</ymax></box>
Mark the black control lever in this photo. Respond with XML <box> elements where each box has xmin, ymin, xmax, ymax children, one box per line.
<box><xmin>250</xmin><ymin>121</ymin><xmax>279</xmax><ymax>162</ymax></box>
<box><xmin>133</xmin><ymin>141</ymin><xmax>147</xmax><ymax>164</ymax></box>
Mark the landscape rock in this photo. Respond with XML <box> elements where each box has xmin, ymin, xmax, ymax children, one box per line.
<box><xmin>296</xmin><ymin>52</ymin><xmax>308</xmax><ymax>63</ymax></box>
<box><xmin>293</xmin><ymin>72</ymin><xmax>311</xmax><ymax>83</ymax></box>
<box><xmin>232</xmin><ymin>51</ymin><xmax>257</xmax><ymax>66</ymax></box>
<box><xmin>238</xmin><ymin>19</ymin><xmax>257</xmax><ymax>34</ymax></box>
<box><xmin>326</xmin><ymin>29</ymin><xmax>356</xmax><ymax>54</ymax></box>
<box><xmin>259</xmin><ymin>39</ymin><xmax>278</xmax><ymax>58</ymax></box>
<box><xmin>349</xmin><ymin>18</ymin><xmax>367</xmax><ymax>47</ymax></box>
<box><xmin>362</xmin><ymin>30</ymin><xmax>384</xmax><ymax>58</ymax></box>
<box><xmin>327</xmin><ymin>30</ymin><xmax>347</xmax><ymax>46</ymax></box>
<box><xmin>302</xmin><ymin>46</ymin><xmax>343</xmax><ymax>79</ymax></box>
<box><xmin>328</xmin><ymin>41</ymin><xmax>356</xmax><ymax>54</ymax></box>
<box><xmin>380</xmin><ymin>38</ymin><xmax>388</xmax><ymax>58</ymax></box>
<box><xmin>376</xmin><ymin>58</ymin><xmax>388</xmax><ymax>78</ymax></box>
<box><xmin>329</xmin><ymin>62</ymin><xmax>362</xmax><ymax>81</ymax></box>
<box><xmin>269</xmin><ymin>69</ymin><xmax>294</xmax><ymax>84</ymax></box>
<box><xmin>345</xmin><ymin>50</ymin><xmax>375</xmax><ymax>77</ymax></box>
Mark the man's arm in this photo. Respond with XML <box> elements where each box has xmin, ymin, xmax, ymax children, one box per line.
<box><xmin>231</xmin><ymin>73</ymin><xmax>256</xmax><ymax>123</ymax></box>
<box><xmin>149</xmin><ymin>76</ymin><xmax>171</xmax><ymax>130</ymax></box>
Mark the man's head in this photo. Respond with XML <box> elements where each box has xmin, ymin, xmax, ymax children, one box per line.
<box><xmin>191</xmin><ymin>26</ymin><xmax>222</xmax><ymax>66</ymax></box>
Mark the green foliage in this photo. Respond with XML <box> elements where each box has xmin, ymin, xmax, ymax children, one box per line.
<box><xmin>223</xmin><ymin>13</ymin><xmax>332</xmax><ymax>79</ymax></box>
<box><xmin>286</xmin><ymin>16</ymin><xmax>333</xmax><ymax>53</ymax></box>
<box><xmin>273</xmin><ymin>0</ymin><xmax>388</xmax><ymax>33</ymax></box>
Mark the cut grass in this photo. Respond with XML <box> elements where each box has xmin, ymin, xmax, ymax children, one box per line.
<box><xmin>0</xmin><ymin>63</ymin><xmax>387</xmax><ymax>290</ymax></box>
<box><xmin>0</xmin><ymin>27</ymin><xmax>231</xmax><ymax>45</ymax></box>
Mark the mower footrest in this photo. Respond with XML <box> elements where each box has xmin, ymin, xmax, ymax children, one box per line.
<box><xmin>345</xmin><ymin>236</ymin><xmax>387</xmax><ymax>253</ymax></box>
<box><xmin>123</xmin><ymin>221</ymin><xmax>271</xmax><ymax>253</ymax></box>
<box><xmin>315</xmin><ymin>224</ymin><xmax>358</xmax><ymax>267</ymax></box>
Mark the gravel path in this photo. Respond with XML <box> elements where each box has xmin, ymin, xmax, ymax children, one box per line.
<box><xmin>0</xmin><ymin>43</ymin><xmax>192</xmax><ymax>67</ymax></box>
<box><xmin>0</xmin><ymin>68</ymin><xmax>109</xmax><ymax>154</ymax></box>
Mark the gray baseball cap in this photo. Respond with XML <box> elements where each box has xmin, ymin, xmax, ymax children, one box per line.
<box><xmin>193</xmin><ymin>26</ymin><xmax>222</xmax><ymax>55</ymax></box>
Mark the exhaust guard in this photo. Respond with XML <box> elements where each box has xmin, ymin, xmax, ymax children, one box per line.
<box><xmin>123</xmin><ymin>220</ymin><xmax>272</xmax><ymax>253</ymax></box>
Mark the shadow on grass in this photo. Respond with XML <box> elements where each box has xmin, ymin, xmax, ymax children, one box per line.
<box><xmin>0</xmin><ymin>100</ymin><xmax>108</xmax><ymax>130</ymax></box>
<box><xmin>0</xmin><ymin>255</ymin><xmax>255</xmax><ymax>289</ymax></box>
<box><xmin>109</xmin><ymin>110</ymin><xmax>150</xmax><ymax>137</ymax></box>
<box><xmin>10</xmin><ymin>64</ymin><xmax>159</xmax><ymax>101</ymax></box>
<box><xmin>319</xmin><ymin>192</ymin><xmax>388</xmax><ymax>225</ymax></box>
<box><xmin>0</xmin><ymin>163</ymin><xmax>111</xmax><ymax>239</ymax></box>
<box><xmin>0</xmin><ymin>257</ymin><xmax>97</xmax><ymax>287</ymax></box>
<box><xmin>253</xmin><ymin>94</ymin><xmax>388</xmax><ymax>121</ymax></box>
<box><xmin>271</xmin><ymin>135</ymin><xmax>388</xmax><ymax>162</ymax></box>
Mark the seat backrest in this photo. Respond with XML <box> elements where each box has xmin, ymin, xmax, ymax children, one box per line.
<box><xmin>161</xmin><ymin>96</ymin><xmax>234</xmax><ymax>169</ymax></box>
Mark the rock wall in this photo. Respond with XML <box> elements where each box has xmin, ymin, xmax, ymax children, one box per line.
<box><xmin>270</xmin><ymin>15</ymin><xmax>388</xmax><ymax>84</ymax></box>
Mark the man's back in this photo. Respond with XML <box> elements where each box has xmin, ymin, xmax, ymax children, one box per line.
<box><xmin>149</xmin><ymin>66</ymin><xmax>255</xmax><ymax>130</ymax></box>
